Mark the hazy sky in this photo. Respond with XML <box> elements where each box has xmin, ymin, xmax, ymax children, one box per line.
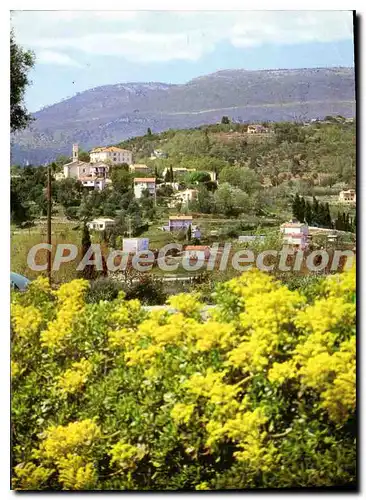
<box><xmin>11</xmin><ymin>10</ymin><xmax>355</xmax><ymax>112</ymax></box>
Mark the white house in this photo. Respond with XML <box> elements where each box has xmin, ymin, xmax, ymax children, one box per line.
<box><xmin>90</xmin><ymin>146</ymin><xmax>132</xmax><ymax>165</ymax></box>
<box><xmin>183</xmin><ymin>245</ymin><xmax>211</xmax><ymax>261</ymax></box>
<box><xmin>280</xmin><ymin>221</ymin><xmax>309</xmax><ymax>250</ymax></box>
<box><xmin>87</xmin><ymin>218</ymin><xmax>116</xmax><ymax>231</ymax></box>
<box><xmin>79</xmin><ymin>177</ymin><xmax>106</xmax><ymax>191</ymax></box>
<box><xmin>133</xmin><ymin>177</ymin><xmax>156</xmax><ymax>199</ymax></box>
<box><xmin>339</xmin><ymin>189</ymin><xmax>356</xmax><ymax>204</ymax></box>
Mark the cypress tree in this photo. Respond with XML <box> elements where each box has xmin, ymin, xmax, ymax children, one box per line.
<box><xmin>304</xmin><ymin>200</ymin><xmax>313</xmax><ymax>224</ymax></box>
<box><xmin>79</xmin><ymin>223</ymin><xmax>97</xmax><ymax>280</ymax></box>
<box><xmin>186</xmin><ymin>224</ymin><xmax>192</xmax><ymax>242</ymax></box>
<box><xmin>312</xmin><ymin>196</ymin><xmax>320</xmax><ymax>225</ymax></box>
<box><xmin>299</xmin><ymin>196</ymin><xmax>306</xmax><ymax>223</ymax></box>
<box><xmin>292</xmin><ymin>193</ymin><xmax>301</xmax><ymax>221</ymax></box>
<box><xmin>324</xmin><ymin>202</ymin><xmax>332</xmax><ymax>228</ymax></box>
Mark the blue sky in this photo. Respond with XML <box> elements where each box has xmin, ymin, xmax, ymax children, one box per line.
<box><xmin>11</xmin><ymin>10</ymin><xmax>355</xmax><ymax>112</ymax></box>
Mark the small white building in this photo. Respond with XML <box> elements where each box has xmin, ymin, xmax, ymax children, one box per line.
<box><xmin>280</xmin><ymin>221</ymin><xmax>309</xmax><ymax>250</ymax></box>
<box><xmin>79</xmin><ymin>177</ymin><xmax>106</xmax><ymax>191</ymax></box>
<box><xmin>183</xmin><ymin>245</ymin><xmax>210</xmax><ymax>261</ymax></box>
<box><xmin>87</xmin><ymin>218</ymin><xmax>115</xmax><ymax>231</ymax></box>
<box><xmin>339</xmin><ymin>189</ymin><xmax>356</xmax><ymax>204</ymax></box>
<box><xmin>123</xmin><ymin>238</ymin><xmax>149</xmax><ymax>254</ymax></box>
<box><xmin>133</xmin><ymin>178</ymin><xmax>156</xmax><ymax>199</ymax></box>
<box><xmin>90</xmin><ymin>146</ymin><xmax>132</xmax><ymax>165</ymax></box>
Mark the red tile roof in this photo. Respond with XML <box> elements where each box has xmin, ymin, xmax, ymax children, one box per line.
<box><xmin>133</xmin><ymin>177</ymin><xmax>156</xmax><ymax>183</ymax></box>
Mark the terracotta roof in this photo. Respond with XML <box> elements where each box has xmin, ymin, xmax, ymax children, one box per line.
<box><xmin>281</xmin><ymin>223</ymin><xmax>307</xmax><ymax>228</ymax></box>
<box><xmin>91</xmin><ymin>146</ymin><xmax>131</xmax><ymax>153</ymax></box>
<box><xmin>169</xmin><ymin>216</ymin><xmax>193</xmax><ymax>220</ymax></box>
<box><xmin>185</xmin><ymin>246</ymin><xmax>210</xmax><ymax>251</ymax></box>
<box><xmin>133</xmin><ymin>177</ymin><xmax>156</xmax><ymax>183</ymax></box>
<box><xmin>64</xmin><ymin>160</ymin><xmax>88</xmax><ymax>167</ymax></box>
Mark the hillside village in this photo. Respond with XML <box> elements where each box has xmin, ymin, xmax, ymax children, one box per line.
<box><xmin>11</xmin><ymin>116</ymin><xmax>356</xmax><ymax>290</ymax></box>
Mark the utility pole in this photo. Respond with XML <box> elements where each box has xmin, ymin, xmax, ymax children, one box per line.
<box><xmin>47</xmin><ymin>165</ymin><xmax>52</xmax><ymax>284</ymax></box>
<box><xmin>128</xmin><ymin>216</ymin><xmax>132</xmax><ymax>238</ymax></box>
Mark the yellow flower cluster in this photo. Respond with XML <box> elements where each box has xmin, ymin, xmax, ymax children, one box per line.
<box><xmin>109</xmin><ymin>441</ymin><xmax>147</xmax><ymax>470</ymax></box>
<box><xmin>11</xmin><ymin>360</ymin><xmax>21</xmax><ymax>379</ymax></box>
<box><xmin>267</xmin><ymin>269</ymin><xmax>356</xmax><ymax>424</ymax></box>
<box><xmin>57</xmin><ymin>454</ymin><xmax>97</xmax><ymax>490</ymax></box>
<box><xmin>167</xmin><ymin>293</ymin><xmax>203</xmax><ymax>317</ymax></box>
<box><xmin>37</xmin><ymin>419</ymin><xmax>101</xmax><ymax>461</ymax></box>
<box><xmin>57</xmin><ymin>358</ymin><xmax>93</xmax><ymax>395</ymax></box>
<box><xmin>206</xmin><ymin>408</ymin><xmax>276</xmax><ymax>472</ymax></box>
<box><xmin>171</xmin><ymin>403</ymin><xmax>195</xmax><ymax>425</ymax></box>
<box><xmin>27</xmin><ymin>419</ymin><xmax>101</xmax><ymax>490</ymax></box>
<box><xmin>111</xmin><ymin>298</ymin><xmax>144</xmax><ymax>329</ymax></box>
<box><xmin>227</xmin><ymin>285</ymin><xmax>304</xmax><ymax>371</ymax></box>
<box><xmin>11</xmin><ymin>304</ymin><xmax>43</xmax><ymax>340</ymax></box>
<box><xmin>183</xmin><ymin>369</ymin><xmax>241</xmax><ymax>411</ymax></box>
<box><xmin>40</xmin><ymin>279</ymin><xmax>89</xmax><ymax>350</ymax></box>
<box><xmin>12</xmin><ymin>462</ymin><xmax>54</xmax><ymax>490</ymax></box>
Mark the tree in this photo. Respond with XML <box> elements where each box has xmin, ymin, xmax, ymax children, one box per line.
<box><xmin>147</xmin><ymin>127</ymin><xmax>152</xmax><ymax>136</ymax></box>
<box><xmin>10</xmin><ymin>29</ymin><xmax>35</xmax><ymax>132</ymax></box>
<box><xmin>79</xmin><ymin>224</ymin><xmax>97</xmax><ymax>280</ymax></box>
<box><xmin>292</xmin><ymin>193</ymin><xmax>301</xmax><ymax>221</ymax></box>
<box><xmin>110</xmin><ymin>164</ymin><xmax>131</xmax><ymax>193</ymax></box>
<box><xmin>55</xmin><ymin>178</ymin><xmax>83</xmax><ymax>208</ymax></box>
<box><xmin>78</xmin><ymin>150</ymin><xmax>90</xmax><ymax>162</ymax></box>
<box><xmin>11</xmin><ymin>188</ymin><xmax>31</xmax><ymax>225</ymax></box>
<box><xmin>221</xmin><ymin>116</ymin><xmax>230</xmax><ymax>125</ymax></box>
<box><xmin>219</xmin><ymin>166</ymin><xmax>261</xmax><ymax>195</ymax></box>
<box><xmin>312</xmin><ymin>196</ymin><xmax>320</xmax><ymax>225</ymax></box>
<box><xmin>186</xmin><ymin>224</ymin><xmax>192</xmax><ymax>242</ymax></box>
<box><xmin>304</xmin><ymin>200</ymin><xmax>313</xmax><ymax>225</ymax></box>
<box><xmin>186</xmin><ymin>171</ymin><xmax>211</xmax><ymax>184</ymax></box>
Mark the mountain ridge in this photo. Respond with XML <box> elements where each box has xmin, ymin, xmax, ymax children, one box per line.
<box><xmin>12</xmin><ymin>67</ymin><xmax>355</xmax><ymax>165</ymax></box>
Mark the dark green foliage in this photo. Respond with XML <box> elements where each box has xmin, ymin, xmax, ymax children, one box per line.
<box><xmin>292</xmin><ymin>195</ymin><xmax>338</xmax><ymax>229</ymax></box>
<box><xmin>79</xmin><ymin>224</ymin><xmax>97</xmax><ymax>280</ymax></box>
<box><xmin>186</xmin><ymin>224</ymin><xmax>192</xmax><ymax>242</ymax></box>
<box><xmin>10</xmin><ymin>29</ymin><xmax>35</xmax><ymax>133</ymax></box>
<box><xmin>86</xmin><ymin>278</ymin><xmax>124</xmax><ymax>303</ymax></box>
<box><xmin>11</xmin><ymin>188</ymin><xmax>31</xmax><ymax>225</ymax></box>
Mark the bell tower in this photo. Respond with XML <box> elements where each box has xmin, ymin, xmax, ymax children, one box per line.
<box><xmin>72</xmin><ymin>143</ymin><xmax>79</xmax><ymax>162</ymax></box>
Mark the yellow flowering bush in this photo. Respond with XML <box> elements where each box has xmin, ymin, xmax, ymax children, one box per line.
<box><xmin>11</xmin><ymin>267</ymin><xmax>356</xmax><ymax>490</ymax></box>
<box><xmin>57</xmin><ymin>359</ymin><xmax>93</xmax><ymax>395</ymax></box>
